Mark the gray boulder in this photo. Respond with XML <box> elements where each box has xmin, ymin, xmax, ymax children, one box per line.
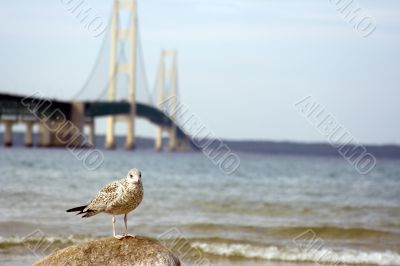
<box><xmin>34</xmin><ymin>236</ymin><xmax>181</xmax><ymax>266</ymax></box>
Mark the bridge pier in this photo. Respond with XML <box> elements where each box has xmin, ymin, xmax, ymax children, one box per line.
<box><xmin>39</xmin><ymin>122</ymin><xmax>52</xmax><ymax>147</ymax></box>
<box><xmin>154</xmin><ymin>50</ymin><xmax>180</xmax><ymax>152</ymax></box>
<box><xmin>24</xmin><ymin>121</ymin><xmax>34</xmax><ymax>147</ymax></box>
<box><xmin>70</xmin><ymin>102</ymin><xmax>84</xmax><ymax>147</ymax></box>
<box><xmin>3</xmin><ymin>120</ymin><xmax>14</xmax><ymax>147</ymax></box>
<box><xmin>105</xmin><ymin>0</ymin><xmax>137</xmax><ymax>151</ymax></box>
<box><xmin>176</xmin><ymin>136</ymin><xmax>192</xmax><ymax>151</ymax></box>
<box><xmin>155</xmin><ymin>126</ymin><xmax>163</xmax><ymax>151</ymax></box>
<box><xmin>36</xmin><ymin>102</ymin><xmax>85</xmax><ymax>148</ymax></box>
<box><xmin>155</xmin><ymin>126</ymin><xmax>178</xmax><ymax>151</ymax></box>
<box><xmin>87</xmin><ymin>119</ymin><xmax>95</xmax><ymax>147</ymax></box>
<box><xmin>125</xmin><ymin>114</ymin><xmax>135</xmax><ymax>150</ymax></box>
<box><xmin>105</xmin><ymin>116</ymin><xmax>116</xmax><ymax>149</ymax></box>
<box><xmin>168</xmin><ymin>126</ymin><xmax>177</xmax><ymax>151</ymax></box>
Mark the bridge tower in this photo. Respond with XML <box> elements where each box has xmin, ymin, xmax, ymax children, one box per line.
<box><xmin>155</xmin><ymin>50</ymin><xmax>178</xmax><ymax>151</ymax></box>
<box><xmin>105</xmin><ymin>0</ymin><xmax>138</xmax><ymax>150</ymax></box>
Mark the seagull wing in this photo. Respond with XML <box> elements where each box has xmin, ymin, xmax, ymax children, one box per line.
<box><xmin>99</xmin><ymin>179</ymin><xmax>121</xmax><ymax>194</ymax></box>
<box><xmin>86</xmin><ymin>179</ymin><xmax>125</xmax><ymax>212</ymax></box>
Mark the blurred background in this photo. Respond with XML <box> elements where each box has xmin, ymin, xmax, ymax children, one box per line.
<box><xmin>0</xmin><ymin>1</ymin><xmax>399</xmax><ymax>265</ymax></box>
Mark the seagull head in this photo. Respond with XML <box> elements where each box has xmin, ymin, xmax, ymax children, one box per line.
<box><xmin>127</xmin><ymin>168</ymin><xmax>142</xmax><ymax>183</ymax></box>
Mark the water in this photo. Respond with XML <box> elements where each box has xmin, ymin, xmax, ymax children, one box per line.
<box><xmin>0</xmin><ymin>148</ymin><xmax>399</xmax><ymax>266</ymax></box>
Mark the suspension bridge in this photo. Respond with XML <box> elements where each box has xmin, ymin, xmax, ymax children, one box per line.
<box><xmin>0</xmin><ymin>0</ymin><xmax>191</xmax><ymax>151</ymax></box>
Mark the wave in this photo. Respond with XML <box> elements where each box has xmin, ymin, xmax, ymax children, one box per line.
<box><xmin>3</xmin><ymin>232</ymin><xmax>400</xmax><ymax>265</ymax></box>
<box><xmin>181</xmin><ymin>223</ymin><xmax>399</xmax><ymax>240</ymax></box>
<box><xmin>0</xmin><ymin>234</ymin><xmax>98</xmax><ymax>250</ymax></box>
<box><xmin>190</xmin><ymin>241</ymin><xmax>400</xmax><ymax>265</ymax></box>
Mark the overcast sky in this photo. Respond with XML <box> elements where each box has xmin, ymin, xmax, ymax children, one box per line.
<box><xmin>0</xmin><ymin>0</ymin><xmax>399</xmax><ymax>144</ymax></box>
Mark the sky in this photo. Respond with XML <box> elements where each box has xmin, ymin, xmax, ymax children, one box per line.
<box><xmin>0</xmin><ymin>0</ymin><xmax>399</xmax><ymax>144</ymax></box>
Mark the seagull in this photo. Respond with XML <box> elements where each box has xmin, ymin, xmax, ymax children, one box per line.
<box><xmin>66</xmin><ymin>169</ymin><xmax>144</xmax><ymax>239</ymax></box>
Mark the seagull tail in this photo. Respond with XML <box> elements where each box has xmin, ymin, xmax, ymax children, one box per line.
<box><xmin>81</xmin><ymin>211</ymin><xmax>98</xmax><ymax>218</ymax></box>
<box><xmin>66</xmin><ymin>205</ymin><xmax>87</xmax><ymax>213</ymax></box>
<box><xmin>66</xmin><ymin>205</ymin><xmax>98</xmax><ymax>218</ymax></box>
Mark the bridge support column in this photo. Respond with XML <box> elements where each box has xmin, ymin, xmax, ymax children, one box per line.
<box><xmin>106</xmin><ymin>0</ymin><xmax>137</xmax><ymax>150</ymax></box>
<box><xmin>87</xmin><ymin>119</ymin><xmax>95</xmax><ymax>147</ymax></box>
<box><xmin>24</xmin><ymin>121</ymin><xmax>34</xmax><ymax>147</ymax></box>
<box><xmin>155</xmin><ymin>50</ymin><xmax>180</xmax><ymax>151</ymax></box>
<box><xmin>39</xmin><ymin>122</ymin><xmax>52</xmax><ymax>147</ymax></box>
<box><xmin>3</xmin><ymin>120</ymin><xmax>14</xmax><ymax>147</ymax></box>
<box><xmin>177</xmin><ymin>136</ymin><xmax>192</xmax><ymax>151</ymax></box>
<box><xmin>155</xmin><ymin>126</ymin><xmax>163</xmax><ymax>151</ymax></box>
<box><xmin>168</xmin><ymin>126</ymin><xmax>177</xmax><ymax>151</ymax></box>
<box><xmin>105</xmin><ymin>116</ymin><xmax>116</xmax><ymax>149</ymax></box>
<box><xmin>69</xmin><ymin>102</ymin><xmax>85</xmax><ymax>147</ymax></box>
<box><xmin>125</xmin><ymin>111</ymin><xmax>135</xmax><ymax>150</ymax></box>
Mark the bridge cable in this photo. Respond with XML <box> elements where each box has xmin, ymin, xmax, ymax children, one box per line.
<box><xmin>137</xmin><ymin>22</ymin><xmax>154</xmax><ymax>105</ymax></box>
<box><xmin>70</xmin><ymin>14</ymin><xmax>112</xmax><ymax>100</ymax></box>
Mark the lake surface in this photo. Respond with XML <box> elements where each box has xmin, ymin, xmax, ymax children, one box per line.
<box><xmin>0</xmin><ymin>148</ymin><xmax>399</xmax><ymax>265</ymax></box>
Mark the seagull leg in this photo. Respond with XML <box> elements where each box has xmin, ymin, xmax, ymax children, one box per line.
<box><xmin>124</xmin><ymin>214</ymin><xmax>128</xmax><ymax>236</ymax></box>
<box><xmin>112</xmin><ymin>215</ymin><xmax>116</xmax><ymax>237</ymax></box>
<box><xmin>113</xmin><ymin>215</ymin><xmax>124</xmax><ymax>240</ymax></box>
<box><xmin>123</xmin><ymin>213</ymin><xmax>135</xmax><ymax>238</ymax></box>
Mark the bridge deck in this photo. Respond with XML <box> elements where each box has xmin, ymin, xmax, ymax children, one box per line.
<box><xmin>0</xmin><ymin>93</ymin><xmax>186</xmax><ymax>139</ymax></box>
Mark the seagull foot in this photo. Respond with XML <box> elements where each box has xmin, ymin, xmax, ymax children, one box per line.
<box><xmin>114</xmin><ymin>234</ymin><xmax>135</xmax><ymax>240</ymax></box>
<box><xmin>123</xmin><ymin>234</ymin><xmax>136</xmax><ymax>238</ymax></box>
<box><xmin>114</xmin><ymin>235</ymin><xmax>125</xmax><ymax>240</ymax></box>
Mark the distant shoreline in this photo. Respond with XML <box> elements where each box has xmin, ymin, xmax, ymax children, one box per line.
<box><xmin>1</xmin><ymin>132</ymin><xmax>400</xmax><ymax>159</ymax></box>
<box><xmin>221</xmin><ymin>139</ymin><xmax>400</xmax><ymax>159</ymax></box>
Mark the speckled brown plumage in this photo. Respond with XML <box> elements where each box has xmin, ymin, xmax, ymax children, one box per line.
<box><xmin>85</xmin><ymin>177</ymin><xmax>144</xmax><ymax>216</ymax></box>
<box><xmin>67</xmin><ymin>169</ymin><xmax>144</xmax><ymax>238</ymax></box>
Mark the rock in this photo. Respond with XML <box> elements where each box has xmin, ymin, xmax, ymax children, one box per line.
<box><xmin>34</xmin><ymin>236</ymin><xmax>181</xmax><ymax>266</ymax></box>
